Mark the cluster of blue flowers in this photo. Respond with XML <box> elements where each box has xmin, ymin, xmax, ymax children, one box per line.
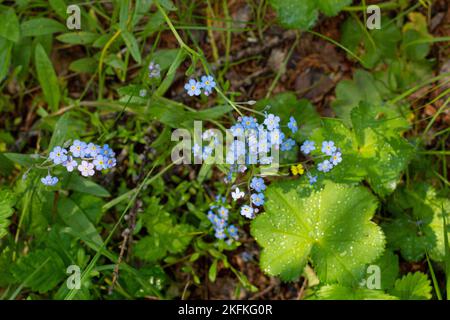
<box><xmin>207</xmin><ymin>196</ymin><xmax>239</xmax><ymax>242</ymax></box>
<box><xmin>300</xmin><ymin>139</ymin><xmax>342</xmax><ymax>182</ymax></box>
<box><xmin>229</xmin><ymin>113</ymin><xmax>297</xmax><ymax>166</ymax></box>
<box><xmin>148</xmin><ymin>61</ymin><xmax>161</xmax><ymax>78</ymax></box>
<box><xmin>185</xmin><ymin>75</ymin><xmax>216</xmax><ymax>96</ymax></box>
<box><xmin>41</xmin><ymin>140</ymin><xmax>117</xmax><ymax>186</ymax></box>
<box><xmin>237</xmin><ymin>177</ymin><xmax>267</xmax><ymax>219</ymax></box>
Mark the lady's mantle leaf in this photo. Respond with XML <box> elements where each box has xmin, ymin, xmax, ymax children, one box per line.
<box><xmin>383</xmin><ymin>184</ymin><xmax>450</xmax><ymax>262</ymax></box>
<box><xmin>311</xmin><ymin>112</ymin><xmax>414</xmax><ymax>197</ymax></box>
<box><xmin>312</xmin><ymin>285</ymin><xmax>397</xmax><ymax>300</ymax></box>
<box><xmin>269</xmin><ymin>0</ymin><xmax>351</xmax><ymax>30</ymax></box>
<box><xmin>251</xmin><ymin>181</ymin><xmax>385</xmax><ymax>284</ymax></box>
<box><xmin>390</xmin><ymin>272</ymin><xmax>432</xmax><ymax>300</ymax></box>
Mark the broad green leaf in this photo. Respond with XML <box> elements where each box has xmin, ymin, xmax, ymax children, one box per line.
<box><xmin>57</xmin><ymin>32</ymin><xmax>100</xmax><ymax>45</ymax></box>
<box><xmin>121</xmin><ymin>265</ymin><xmax>167</xmax><ymax>298</ymax></box>
<box><xmin>311</xmin><ymin>115</ymin><xmax>414</xmax><ymax>196</ymax></box>
<box><xmin>269</xmin><ymin>0</ymin><xmax>317</xmax><ymax>30</ymax></box>
<box><xmin>372</xmin><ymin>250</ymin><xmax>399</xmax><ymax>290</ymax></box>
<box><xmin>332</xmin><ymin>69</ymin><xmax>392</xmax><ymax>125</ymax></box>
<box><xmin>12</xmin><ymin>37</ymin><xmax>32</xmax><ymax>78</ymax></box>
<box><xmin>57</xmin><ymin>197</ymin><xmax>104</xmax><ymax>247</ymax></box>
<box><xmin>134</xmin><ymin>236</ymin><xmax>168</xmax><ymax>261</ymax></box>
<box><xmin>383</xmin><ymin>216</ymin><xmax>435</xmax><ymax>262</ymax></box>
<box><xmin>256</xmin><ymin>92</ymin><xmax>321</xmax><ymax>140</ymax></box>
<box><xmin>390</xmin><ymin>272</ymin><xmax>432</xmax><ymax>300</ymax></box>
<box><xmin>251</xmin><ymin>181</ymin><xmax>385</xmax><ymax>284</ymax></box>
<box><xmin>35</xmin><ymin>43</ymin><xmax>60</xmax><ymax>111</ymax></box>
<box><xmin>383</xmin><ymin>184</ymin><xmax>450</xmax><ymax>262</ymax></box>
<box><xmin>49</xmin><ymin>0</ymin><xmax>69</xmax><ymax>19</ymax></box>
<box><xmin>0</xmin><ymin>189</ymin><xmax>15</xmax><ymax>239</ymax></box>
<box><xmin>0</xmin><ymin>37</ymin><xmax>13</xmax><ymax>82</ymax></box>
<box><xmin>350</xmin><ymin>101</ymin><xmax>410</xmax><ymax>140</ymax></box>
<box><xmin>135</xmin><ymin>198</ymin><xmax>194</xmax><ymax>262</ymax></box>
<box><xmin>70</xmin><ymin>193</ymin><xmax>105</xmax><ymax>224</ymax></box>
<box><xmin>0</xmin><ymin>8</ymin><xmax>20</xmax><ymax>42</ymax></box>
<box><xmin>312</xmin><ymin>285</ymin><xmax>397</xmax><ymax>300</ymax></box>
<box><xmin>269</xmin><ymin>0</ymin><xmax>351</xmax><ymax>30</ymax></box>
<box><xmin>2</xmin><ymin>153</ymin><xmax>41</xmax><ymax>167</ymax></box>
<box><xmin>403</xmin><ymin>29</ymin><xmax>431</xmax><ymax>61</ymax></box>
<box><xmin>121</xmin><ymin>31</ymin><xmax>142</xmax><ymax>64</ymax></box>
<box><xmin>65</xmin><ymin>174</ymin><xmax>111</xmax><ymax>198</ymax></box>
<box><xmin>11</xmin><ymin>248</ymin><xmax>66</xmax><ymax>293</ymax></box>
<box><xmin>341</xmin><ymin>16</ymin><xmax>401</xmax><ymax>68</ymax></box>
<box><xmin>402</xmin><ymin>13</ymin><xmax>433</xmax><ymax>61</ymax></box>
<box><xmin>69</xmin><ymin>57</ymin><xmax>97</xmax><ymax>74</ymax></box>
<box><xmin>21</xmin><ymin>18</ymin><xmax>66</xmax><ymax>37</ymax></box>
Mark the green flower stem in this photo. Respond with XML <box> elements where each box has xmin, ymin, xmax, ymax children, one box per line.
<box><xmin>155</xmin><ymin>0</ymin><xmax>263</xmax><ymax>118</ymax></box>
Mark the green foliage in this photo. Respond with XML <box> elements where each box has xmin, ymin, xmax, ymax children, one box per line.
<box><xmin>0</xmin><ymin>189</ymin><xmax>15</xmax><ymax>239</ymax></box>
<box><xmin>251</xmin><ymin>181</ymin><xmax>385</xmax><ymax>284</ymax></box>
<box><xmin>313</xmin><ymin>285</ymin><xmax>397</xmax><ymax>300</ymax></box>
<box><xmin>383</xmin><ymin>184</ymin><xmax>450</xmax><ymax>262</ymax></box>
<box><xmin>269</xmin><ymin>0</ymin><xmax>352</xmax><ymax>30</ymax></box>
<box><xmin>0</xmin><ymin>0</ymin><xmax>448</xmax><ymax>301</ymax></box>
<box><xmin>0</xmin><ymin>8</ymin><xmax>20</xmax><ymax>43</ymax></box>
<box><xmin>390</xmin><ymin>272</ymin><xmax>432</xmax><ymax>300</ymax></box>
<box><xmin>256</xmin><ymin>92</ymin><xmax>321</xmax><ymax>141</ymax></box>
<box><xmin>11</xmin><ymin>248</ymin><xmax>66</xmax><ymax>294</ymax></box>
<box><xmin>35</xmin><ymin>43</ymin><xmax>60</xmax><ymax>111</ymax></box>
<box><xmin>135</xmin><ymin>198</ymin><xmax>194</xmax><ymax>262</ymax></box>
<box><xmin>311</xmin><ymin>103</ymin><xmax>414</xmax><ymax>197</ymax></box>
<box><xmin>340</xmin><ymin>13</ymin><xmax>434</xmax><ymax>91</ymax></box>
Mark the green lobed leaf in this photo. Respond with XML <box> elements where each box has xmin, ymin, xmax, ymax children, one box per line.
<box><xmin>134</xmin><ymin>198</ymin><xmax>194</xmax><ymax>262</ymax></box>
<box><xmin>11</xmin><ymin>248</ymin><xmax>66</xmax><ymax>294</ymax></box>
<box><xmin>256</xmin><ymin>92</ymin><xmax>321</xmax><ymax>141</ymax></box>
<box><xmin>269</xmin><ymin>0</ymin><xmax>351</xmax><ymax>30</ymax></box>
<box><xmin>372</xmin><ymin>250</ymin><xmax>400</xmax><ymax>290</ymax></box>
<box><xmin>332</xmin><ymin>69</ymin><xmax>394</xmax><ymax>126</ymax></box>
<box><xmin>311</xmin><ymin>111</ymin><xmax>414</xmax><ymax>197</ymax></box>
<box><xmin>251</xmin><ymin>180</ymin><xmax>385</xmax><ymax>284</ymax></box>
<box><xmin>390</xmin><ymin>272</ymin><xmax>432</xmax><ymax>300</ymax></box>
<box><xmin>383</xmin><ymin>184</ymin><xmax>450</xmax><ymax>262</ymax></box>
<box><xmin>312</xmin><ymin>284</ymin><xmax>397</xmax><ymax>300</ymax></box>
